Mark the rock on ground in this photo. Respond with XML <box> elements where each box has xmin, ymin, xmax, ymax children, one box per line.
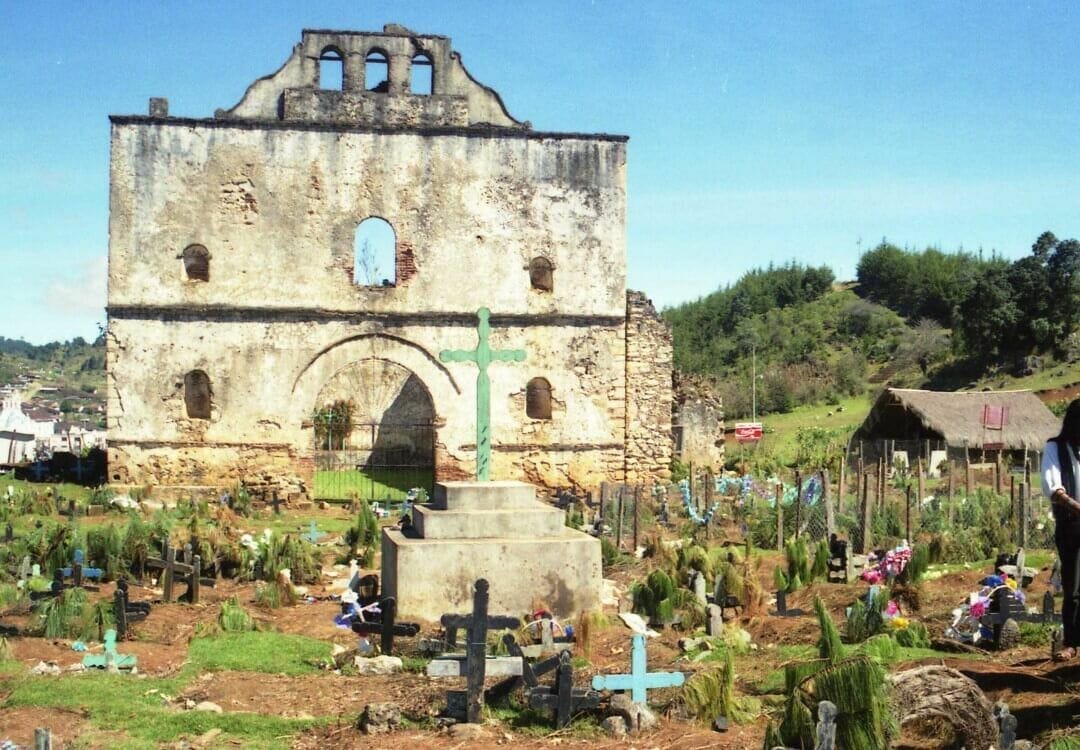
<box><xmin>602</xmin><ymin>715</ymin><xmax>628</xmax><ymax>737</ymax></box>
<box><xmin>610</xmin><ymin>692</ymin><xmax>658</xmax><ymax>732</ymax></box>
<box><xmin>447</xmin><ymin>723</ymin><xmax>486</xmax><ymax>741</ymax></box>
<box><xmin>889</xmin><ymin>665</ymin><xmax>995</xmax><ymax>750</ymax></box>
<box><xmin>358</xmin><ymin>702</ymin><xmax>401</xmax><ymax>735</ymax></box>
<box><xmin>353</xmin><ymin>655</ymin><xmax>403</xmax><ymax>675</ymax></box>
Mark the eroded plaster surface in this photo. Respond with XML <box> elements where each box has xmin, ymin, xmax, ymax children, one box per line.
<box><xmin>107</xmin><ymin>26</ymin><xmax>670</xmax><ymax>497</ymax></box>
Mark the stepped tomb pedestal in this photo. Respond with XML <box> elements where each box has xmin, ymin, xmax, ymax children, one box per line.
<box><xmin>381</xmin><ymin>480</ymin><xmax>602</xmax><ymax>622</ymax></box>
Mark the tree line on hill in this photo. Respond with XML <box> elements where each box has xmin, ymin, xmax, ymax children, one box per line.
<box><xmin>664</xmin><ymin>231</ymin><xmax>1080</xmax><ymax>419</ymax></box>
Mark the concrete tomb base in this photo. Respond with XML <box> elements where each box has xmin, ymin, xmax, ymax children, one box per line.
<box><xmin>381</xmin><ymin>481</ymin><xmax>602</xmax><ymax>623</ymax></box>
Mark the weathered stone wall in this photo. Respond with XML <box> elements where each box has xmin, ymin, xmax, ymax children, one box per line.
<box><xmin>107</xmin><ymin>117</ymin><xmax>630</xmax><ymax>494</ymax></box>
<box><xmin>107</xmin><ymin>315</ymin><xmax>627</xmax><ymax>492</ymax></box>
<box><xmin>624</xmin><ymin>291</ymin><xmax>673</xmax><ymax>484</ymax></box>
<box><xmin>106</xmin><ymin>27</ymin><xmax>671</xmax><ymax>498</ymax></box>
<box><xmin>673</xmin><ymin>374</ymin><xmax>725</xmax><ymax>470</ymax></box>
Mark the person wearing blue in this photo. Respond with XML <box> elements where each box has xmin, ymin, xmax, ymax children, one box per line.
<box><xmin>1041</xmin><ymin>398</ymin><xmax>1080</xmax><ymax>660</ymax></box>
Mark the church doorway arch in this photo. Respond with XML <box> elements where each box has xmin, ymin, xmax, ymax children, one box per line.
<box><xmin>312</xmin><ymin>358</ymin><xmax>435</xmax><ymax>503</ymax></box>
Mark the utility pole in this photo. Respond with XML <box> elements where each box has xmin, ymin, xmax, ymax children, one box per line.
<box><xmin>752</xmin><ymin>344</ymin><xmax>757</xmax><ymax>423</ymax></box>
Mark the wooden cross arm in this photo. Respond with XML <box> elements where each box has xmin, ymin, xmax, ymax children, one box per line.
<box><xmin>441</xmin><ymin>613</ymin><xmax>521</xmax><ymax>631</ymax></box>
<box><xmin>146</xmin><ymin>559</ymin><xmax>195</xmax><ymax>575</ymax></box>
<box><xmin>351</xmin><ymin>621</ymin><xmax>421</xmax><ymax>637</ymax></box>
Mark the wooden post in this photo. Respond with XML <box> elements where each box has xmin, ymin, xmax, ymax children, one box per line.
<box><xmin>995</xmin><ymin>452</ymin><xmax>1002</xmax><ymax>495</ymax></box>
<box><xmin>381</xmin><ymin>597</ymin><xmax>397</xmax><ymax>655</ymax></box>
<box><xmin>466</xmin><ymin>580</ymin><xmax>490</xmax><ymax>724</ymax></box>
<box><xmin>837</xmin><ymin>458</ymin><xmax>846</xmax><ymax>517</ymax></box>
<box><xmin>1010</xmin><ymin>476</ymin><xmax>1017</xmax><ymax>538</ymax></box>
<box><xmin>916</xmin><ymin>458</ymin><xmax>924</xmax><ymax>523</ymax></box>
<box><xmin>633</xmin><ymin>485</ymin><xmax>641</xmax><ymax>551</ymax></box>
<box><xmin>947</xmin><ymin>461</ymin><xmax>956</xmax><ymax>525</ymax></box>
<box><xmin>776</xmin><ymin>483</ymin><xmax>784</xmax><ymax>552</ymax></box>
<box><xmin>794</xmin><ymin>470</ymin><xmax>802</xmax><ymax>538</ymax></box>
<box><xmin>615</xmin><ymin>486</ymin><xmax>624</xmax><ymax>551</ymax></box>
<box><xmin>163</xmin><ymin>545</ymin><xmax>176</xmax><ymax>603</ymax></box>
<box><xmin>1018</xmin><ymin>482</ymin><xmax>1029</xmax><ymax>548</ymax></box>
<box><xmin>823</xmin><ymin>469</ymin><xmax>835</xmax><ymax>537</ymax></box>
<box><xmin>964</xmin><ymin>444</ymin><xmax>972</xmax><ymax>496</ymax></box>
<box><xmin>876</xmin><ymin>457</ymin><xmax>885</xmax><ymax>511</ymax></box>
<box><xmin>905</xmin><ymin>484</ymin><xmax>912</xmax><ymax>543</ymax></box>
<box><xmin>860</xmin><ymin>472</ymin><xmax>872</xmax><ymax>554</ymax></box>
<box><xmin>599</xmin><ymin>482</ymin><xmax>609</xmax><ymax>522</ymax></box>
<box><xmin>190</xmin><ymin>555</ymin><xmax>201</xmax><ymax>605</ymax></box>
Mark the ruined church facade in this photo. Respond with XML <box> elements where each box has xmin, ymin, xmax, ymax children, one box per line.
<box><xmin>106</xmin><ymin>27</ymin><xmax>671</xmax><ymax>498</ymax></box>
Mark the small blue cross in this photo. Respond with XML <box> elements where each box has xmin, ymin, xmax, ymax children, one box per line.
<box><xmin>302</xmin><ymin>521</ymin><xmax>324</xmax><ymax>544</ymax></box>
<box><xmin>591</xmin><ymin>634</ymin><xmax>685</xmax><ymax>704</ymax></box>
<box><xmin>62</xmin><ymin>549</ymin><xmax>103</xmax><ymax>581</ymax></box>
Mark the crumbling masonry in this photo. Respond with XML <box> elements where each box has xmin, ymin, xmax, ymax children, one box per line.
<box><xmin>106</xmin><ymin>26</ymin><xmax>672</xmax><ymax>498</ymax></box>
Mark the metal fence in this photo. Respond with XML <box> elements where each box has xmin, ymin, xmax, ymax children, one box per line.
<box><xmin>312</xmin><ymin>417</ymin><xmax>434</xmax><ymax>503</ymax></box>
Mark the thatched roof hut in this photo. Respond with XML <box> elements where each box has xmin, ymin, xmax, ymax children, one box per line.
<box><xmin>855</xmin><ymin>388</ymin><xmax>1060</xmax><ymax>451</ymax></box>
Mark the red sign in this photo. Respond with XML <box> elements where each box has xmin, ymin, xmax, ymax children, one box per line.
<box><xmin>735</xmin><ymin>422</ymin><xmax>763</xmax><ymax>443</ymax></box>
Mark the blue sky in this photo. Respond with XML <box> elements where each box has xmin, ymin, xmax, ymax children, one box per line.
<box><xmin>2</xmin><ymin>2</ymin><xmax>1079</xmax><ymax>343</ymax></box>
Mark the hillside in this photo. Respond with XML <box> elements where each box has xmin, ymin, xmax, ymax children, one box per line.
<box><xmin>0</xmin><ymin>335</ymin><xmax>106</xmax><ymax>428</ymax></box>
<box><xmin>664</xmin><ymin>238</ymin><xmax>1080</xmax><ymax>466</ymax></box>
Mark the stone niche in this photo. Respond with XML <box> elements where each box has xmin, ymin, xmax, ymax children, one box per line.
<box><xmin>381</xmin><ymin>480</ymin><xmax>601</xmax><ymax>622</ymax></box>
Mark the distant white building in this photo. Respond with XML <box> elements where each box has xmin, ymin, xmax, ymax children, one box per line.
<box><xmin>49</xmin><ymin>421</ymin><xmax>107</xmax><ymax>454</ymax></box>
<box><xmin>0</xmin><ymin>392</ymin><xmax>52</xmax><ymax>464</ymax></box>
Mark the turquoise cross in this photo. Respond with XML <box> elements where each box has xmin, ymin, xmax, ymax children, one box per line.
<box><xmin>302</xmin><ymin>521</ymin><xmax>324</xmax><ymax>544</ymax></box>
<box><xmin>440</xmin><ymin>308</ymin><xmax>526</xmax><ymax>481</ymax></box>
<box><xmin>591</xmin><ymin>634</ymin><xmax>685</xmax><ymax>704</ymax></box>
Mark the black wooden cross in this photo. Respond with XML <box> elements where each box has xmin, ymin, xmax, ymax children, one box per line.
<box><xmin>439</xmin><ymin>579</ymin><xmax>521</xmax><ymax>724</ymax></box>
<box><xmin>4</xmin><ymin>522</ymin><xmax>12</xmax><ymax>543</ymax></box>
<box><xmin>527</xmin><ymin>650</ymin><xmax>600</xmax><ymax>728</ymax></box>
<box><xmin>350</xmin><ymin>597</ymin><xmax>420</xmax><ymax>655</ymax></box>
<box><xmin>113</xmin><ymin>580</ymin><xmax>151</xmax><ymax>638</ymax></box>
<box><xmin>488</xmin><ymin>633</ymin><xmax>568</xmax><ymax>702</ymax></box>
<box><xmin>146</xmin><ymin>538</ymin><xmax>215</xmax><ymax>604</ymax></box>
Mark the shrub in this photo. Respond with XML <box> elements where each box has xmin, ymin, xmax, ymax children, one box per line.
<box><xmin>345</xmin><ymin>498</ymin><xmax>380</xmax><ymax>567</ymax></box>
<box><xmin>218</xmin><ymin>596</ymin><xmax>256</xmax><ymax>632</ymax></box>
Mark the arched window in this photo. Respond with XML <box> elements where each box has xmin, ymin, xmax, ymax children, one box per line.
<box><xmin>184</xmin><ymin>370</ymin><xmax>212</xmax><ymax>419</ymax></box>
<box><xmin>526</xmin><ymin>377</ymin><xmax>552</xmax><ymax>420</ymax></box>
<box><xmin>182</xmin><ymin>244</ymin><xmax>210</xmax><ymax>282</ymax></box>
<box><xmin>411</xmin><ymin>53</ymin><xmax>433</xmax><ymax>95</ymax></box>
<box><xmin>354</xmin><ymin>217</ymin><xmax>396</xmax><ymax>286</ymax></box>
<box><xmin>365</xmin><ymin>51</ymin><xmax>389</xmax><ymax>92</ymax></box>
<box><xmin>529</xmin><ymin>257</ymin><xmax>554</xmax><ymax>292</ymax></box>
<box><xmin>319</xmin><ymin>47</ymin><xmax>344</xmax><ymax>90</ymax></box>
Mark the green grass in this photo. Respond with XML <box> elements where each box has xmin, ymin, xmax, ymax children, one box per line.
<box><xmin>186</xmin><ymin>631</ymin><xmax>333</xmax><ymax>675</ymax></box>
<box><xmin>313</xmin><ymin>468</ymin><xmax>431</xmax><ymax>502</ymax></box>
<box><xmin>0</xmin><ymin>478</ymin><xmax>96</xmax><ymax>504</ymax></box>
<box><xmin>2</xmin><ymin>671</ymin><xmax>319</xmax><ymax>749</ymax></box>
<box><xmin>750</xmin><ymin>395</ymin><xmax>872</xmax><ymax>465</ymax></box>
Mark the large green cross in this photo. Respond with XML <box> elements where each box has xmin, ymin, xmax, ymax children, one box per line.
<box><xmin>440</xmin><ymin>308</ymin><xmax>526</xmax><ymax>481</ymax></box>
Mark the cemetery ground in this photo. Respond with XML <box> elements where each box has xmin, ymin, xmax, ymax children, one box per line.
<box><xmin>0</xmin><ymin>479</ymin><xmax>1079</xmax><ymax>749</ymax></box>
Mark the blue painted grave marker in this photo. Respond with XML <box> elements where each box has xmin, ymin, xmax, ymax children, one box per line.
<box><xmin>591</xmin><ymin>634</ymin><xmax>685</xmax><ymax>704</ymax></box>
<box><xmin>61</xmin><ymin>549</ymin><xmax>103</xmax><ymax>585</ymax></box>
<box><xmin>82</xmin><ymin>629</ymin><xmax>137</xmax><ymax>670</ymax></box>
<box><xmin>302</xmin><ymin>521</ymin><xmax>325</xmax><ymax>544</ymax></box>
